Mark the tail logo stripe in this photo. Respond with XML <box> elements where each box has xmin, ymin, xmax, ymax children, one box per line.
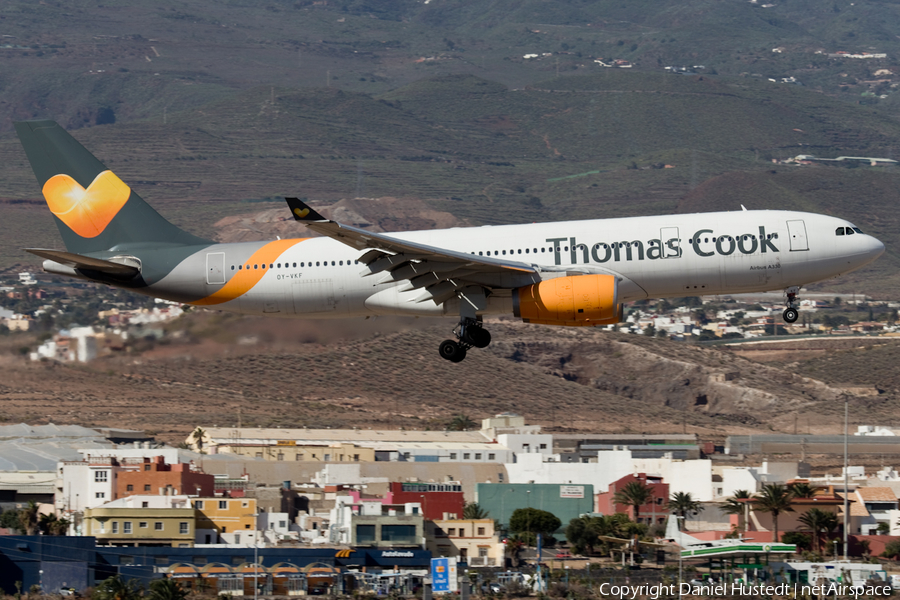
<box><xmin>192</xmin><ymin>238</ymin><xmax>308</xmax><ymax>306</ymax></box>
<box><xmin>42</xmin><ymin>170</ymin><xmax>131</xmax><ymax>239</ymax></box>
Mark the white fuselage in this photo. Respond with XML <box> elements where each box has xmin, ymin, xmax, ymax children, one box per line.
<box><xmin>165</xmin><ymin>209</ymin><xmax>883</xmax><ymax>318</ymax></box>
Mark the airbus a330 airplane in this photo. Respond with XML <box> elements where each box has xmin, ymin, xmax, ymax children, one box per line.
<box><xmin>15</xmin><ymin>120</ymin><xmax>885</xmax><ymax>362</ymax></box>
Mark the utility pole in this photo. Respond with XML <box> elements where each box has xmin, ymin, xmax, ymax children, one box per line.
<box><xmin>843</xmin><ymin>397</ymin><xmax>849</xmax><ymax>561</ymax></box>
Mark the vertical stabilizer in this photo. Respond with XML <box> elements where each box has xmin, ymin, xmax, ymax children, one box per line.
<box><xmin>15</xmin><ymin>120</ymin><xmax>210</xmax><ymax>254</ymax></box>
<box><xmin>664</xmin><ymin>515</ymin><xmax>704</xmax><ymax>546</ymax></box>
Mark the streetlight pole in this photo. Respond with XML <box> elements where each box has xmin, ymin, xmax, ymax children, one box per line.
<box><xmin>677</xmin><ymin>516</ymin><xmax>684</xmax><ymax>589</ymax></box>
<box><xmin>251</xmin><ymin>511</ymin><xmax>261</xmax><ymax>600</ymax></box>
<box><xmin>843</xmin><ymin>397</ymin><xmax>849</xmax><ymax>561</ymax></box>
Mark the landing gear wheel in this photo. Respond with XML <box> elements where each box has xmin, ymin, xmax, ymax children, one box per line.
<box><xmin>439</xmin><ymin>339</ymin><xmax>468</xmax><ymax>363</ymax></box>
<box><xmin>462</xmin><ymin>326</ymin><xmax>492</xmax><ymax>349</ymax></box>
<box><xmin>783</xmin><ymin>308</ymin><xmax>799</xmax><ymax>323</ymax></box>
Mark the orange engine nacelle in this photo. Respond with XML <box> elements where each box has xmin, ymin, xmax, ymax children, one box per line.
<box><xmin>512</xmin><ymin>274</ymin><xmax>622</xmax><ymax>327</ymax></box>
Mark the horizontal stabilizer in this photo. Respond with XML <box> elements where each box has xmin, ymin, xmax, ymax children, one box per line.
<box><xmin>25</xmin><ymin>248</ymin><xmax>140</xmax><ymax>277</ymax></box>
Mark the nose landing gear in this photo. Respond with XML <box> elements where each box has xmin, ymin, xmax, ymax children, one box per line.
<box><xmin>782</xmin><ymin>286</ymin><xmax>800</xmax><ymax>323</ymax></box>
<box><xmin>439</xmin><ymin>318</ymin><xmax>491</xmax><ymax>362</ymax></box>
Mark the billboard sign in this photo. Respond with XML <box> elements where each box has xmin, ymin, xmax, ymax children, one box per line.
<box><xmin>560</xmin><ymin>485</ymin><xmax>585</xmax><ymax>498</ymax></box>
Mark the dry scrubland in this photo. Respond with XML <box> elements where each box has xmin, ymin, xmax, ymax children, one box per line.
<box><xmin>0</xmin><ymin>312</ymin><xmax>896</xmax><ymax>445</ymax></box>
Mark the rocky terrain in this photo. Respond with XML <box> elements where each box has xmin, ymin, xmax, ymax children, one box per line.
<box><xmin>0</xmin><ymin>312</ymin><xmax>894</xmax><ymax>445</ymax></box>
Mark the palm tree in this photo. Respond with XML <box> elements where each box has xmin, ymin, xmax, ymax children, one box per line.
<box><xmin>788</xmin><ymin>482</ymin><xmax>818</xmax><ymax>499</ymax></box>
<box><xmin>463</xmin><ymin>502</ymin><xmax>489</xmax><ymax>520</ymax></box>
<box><xmin>93</xmin><ymin>575</ymin><xmax>143</xmax><ymax>600</ymax></box>
<box><xmin>188</xmin><ymin>426</ymin><xmax>207</xmax><ymax>453</ymax></box>
<box><xmin>613</xmin><ymin>481</ymin><xmax>654</xmax><ymax>522</ymax></box>
<box><xmin>38</xmin><ymin>513</ymin><xmax>70</xmax><ymax>536</ymax></box>
<box><xmin>18</xmin><ymin>501</ymin><xmax>39</xmax><ymax>536</ymax></box>
<box><xmin>447</xmin><ymin>414</ymin><xmax>477</xmax><ymax>431</ymax></box>
<box><xmin>667</xmin><ymin>492</ymin><xmax>703</xmax><ymax>530</ymax></box>
<box><xmin>720</xmin><ymin>490</ymin><xmax>752</xmax><ymax>533</ymax></box>
<box><xmin>798</xmin><ymin>508</ymin><xmax>838</xmax><ymax>554</ymax></box>
<box><xmin>753</xmin><ymin>484</ymin><xmax>795</xmax><ymax>543</ymax></box>
<box><xmin>148</xmin><ymin>578</ymin><xmax>188</xmax><ymax>600</ymax></box>
<box><xmin>504</xmin><ymin>534</ymin><xmax>526</xmax><ymax>568</ymax></box>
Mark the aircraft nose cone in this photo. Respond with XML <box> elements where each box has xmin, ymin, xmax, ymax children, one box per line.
<box><xmin>868</xmin><ymin>235</ymin><xmax>886</xmax><ymax>260</ymax></box>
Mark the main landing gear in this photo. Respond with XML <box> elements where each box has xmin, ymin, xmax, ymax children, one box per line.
<box><xmin>782</xmin><ymin>286</ymin><xmax>800</xmax><ymax>324</ymax></box>
<box><xmin>439</xmin><ymin>317</ymin><xmax>491</xmax><ymax>363</ymax></box>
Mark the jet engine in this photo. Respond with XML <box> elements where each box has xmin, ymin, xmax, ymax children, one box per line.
<box><xmin>512</xmin><ymin>274</ymin><xmax>622</xmax><ymax>326</ymax></box>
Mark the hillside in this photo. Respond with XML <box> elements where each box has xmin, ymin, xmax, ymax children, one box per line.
<box><xmin>2</xmin><ymin>71</ymin><xmax>896</xmax><ymax>293</ymax></box>
<box><xmin>0</xmin><ymin>313</ymin><xmax>891</xmax><ymax>444</ymax></box>
<box><xmin>2</xmin><ymin>0</ymin><xmax>900</xmax><ymax>131</ymax></box>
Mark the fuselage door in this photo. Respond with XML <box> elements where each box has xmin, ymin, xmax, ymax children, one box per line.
<box><xmin>206</xmin><ymin>252</ymin><xmax>225</xmax><ymax>285</ymax></box>
<box><xmin>786</xmin><ymin>220</ymin><xmax>809</xmax><ymax>251</ymax></box>
<box><xmin>660</xmin><ymin>227</ymin><xmax>681</xmax><ymax>258</ymax></box>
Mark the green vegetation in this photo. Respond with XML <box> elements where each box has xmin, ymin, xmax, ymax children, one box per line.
<box><xmin>446</xmin><ymin>414</ymin><xmax>478</xmax><ymax>431</ymax></box>
<box><xmin>508</xmin><ymin>507</ymin><xmax>561</xmax><ymax>543</ymax></box>
<box><xmin>667</xmin><ymin>491</ymin><xmax>703</xmax><ymax>528</ymax></box>
<box><xmin>613</xmin><ymin>480</ymin><xmax>654</xmax><ymax>521</ymax></box>
<box><xmin>92</xmin><ymin>575</ymin><xmax>143</xmax><ymax>600</ymax></box>
<box><xmin>798</xmin><ymin>507</ymin><xmax>838</xmax><ymax>555</ymax></box>
<box><xmin>463</xmin><ymin>502</ymin><xmax>489</xmax><ymax>520</ymax></box>
<box><xmin>753</xmin><ymin>483</ymin><xmax>795</xmax><ymax>543</ymax></box>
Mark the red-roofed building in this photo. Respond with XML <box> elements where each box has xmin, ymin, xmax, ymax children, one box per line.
<box><xmin>384</xmin><ymin>482</ymin><xmax>465</xmax><ymax>521</ymax></box>
<box><xmin>596</xmin><ymin>473</ymin><xmax>669</xmax><ymax>526</ymax></box>
<box><xmin>115</xmin><ymin>456</ymin><xmax>214</xmax><ymax>498</ymax></box>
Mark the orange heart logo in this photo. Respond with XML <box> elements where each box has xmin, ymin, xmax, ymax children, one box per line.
<box><xmin>42</xmin><ymin>170</ymin><xmax>131</xmax><ymax>238</ymax></box>
<box><xmin>294</xmin><ymin>207</ymin><xmax>310</xmax><ymax>218</ymax></box>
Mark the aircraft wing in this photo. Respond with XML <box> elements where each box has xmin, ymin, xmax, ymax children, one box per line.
<box><xmin>598</xmin><ymin>535</ymin><xmax>668</xmax><ymax>548</ymax></box>
<box><xmin>286</xmin><ymin>198</ymin><xmax>541</xmax><ymax>304</ymax></box>
<box><xmin>597</xmin><ymin>535</ymin><xmax>632</xmax><ymax>545</ymax></box>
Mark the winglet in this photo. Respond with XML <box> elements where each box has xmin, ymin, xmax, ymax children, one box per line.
<box><xmin>286</xmin><ymin>197</ymin><xmax>327</xmax><ymax>222</ymax></box>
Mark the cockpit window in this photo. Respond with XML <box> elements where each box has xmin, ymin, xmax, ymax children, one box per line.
<box><xmin>852</xmin><ymin>227</ymin><xmax>863</xmax><ymax>234</ymax></box>
<box><xmin>846</xmin><ymin>228</ymin><xmax>855</xmax><ymax>235</ymax></box>
<box><xmin>836</xmin><ymin>227</ymin><xmax>845</xmax><ymax>236</ymax></box>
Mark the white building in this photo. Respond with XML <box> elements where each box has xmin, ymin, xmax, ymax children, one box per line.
<box><xmin>632</xmin><ymin>457</ymin><xmax>714</xmax><ymax>501</ymax></box>
<box><xmin>56</xmin><ymin>447</ymin><xmax>196</xmax><ymax>522</ymax></box>
<box><xmin>716</xmin><ymin>462</ymin><xmax>802</xmax><ymax>498</ymax></box>
<box><xmin>56</xmin><ymin>456</ymin><xmax>123</xmax><ymax>519</ymax></box>
<box><xmin>497</xmin><ymin>433</ymin><xmax>554</xmax><ymax>457</ymax></box>
<box><xmin>386</xmin><ymin>441</ymin><xmax>513</xmax><ymax>464</ymax></box>
<box><xmin>505</xmin><ymin>449</ymin><xmax>633</xmax><ymax>492</ymax></box>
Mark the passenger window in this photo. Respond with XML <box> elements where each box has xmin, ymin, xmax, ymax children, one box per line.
<box><xmin>230</xmin><ymin>265</ymin><xmax>235</xmax><ymax>270</ymax></box>
<box><xmin>836</xmin><ymin>227</ymin><xmax>845</xmax><ymax>236</ymax></box>
<box><xmin>293</xmin><ymin>263</ymin><xmax>297</xmax><ymax>267</ymax></box>
<box><xmin>518</xmin><ymin>249</ymin><xmax>522</xmax><ymax>254</ymax></box>
<box><xmin>525</xmin><ymin>249</ymin><xmax>529</xmax><ymax>253</ymax></box>
<box><xmin>502</xmin><ymin>250</ymin><xmax>506</xmax><ymax>255</ymax></box>
<box><xmin>331</xmin><ymin>261</ymin><xmax>335</xmax><ymax>266</ymax></box>
<box><xmin>846</xmin><ymin>228</ymin><xmax>855</xmax><ymax>235</ymax></box>
<box><xmin>316</xmin><ymin>262</ymin><xmax>320</xmax><ymax>266</ymax></box>
<box><xmin>254</xmin><ymin>264</ymin><xmax>258</xmax><ymax>270</ymax></box>
<box><xmin>339</xmin><ymin>261</ymin><xmax>343</xmax><ymax>266</ymax></box>
<box><xmin>238</xmin><ymin>265</ymin><xmax>242</xmax><ymax>270</ymax></box>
